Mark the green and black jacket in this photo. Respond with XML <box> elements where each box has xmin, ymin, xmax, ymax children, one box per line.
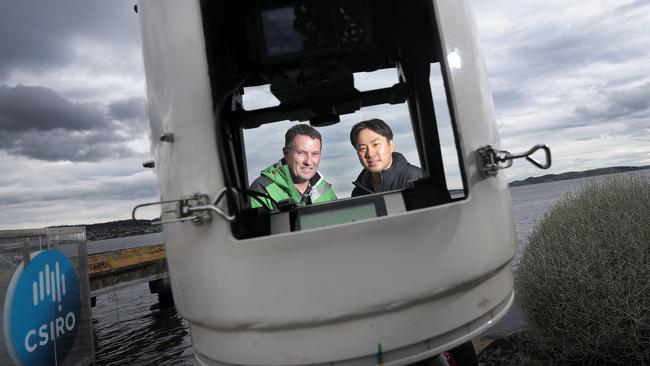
<box><xmin>249</xmin><ymin>159</ymin><xmax>337</xmax><ymax>209</ymax></box>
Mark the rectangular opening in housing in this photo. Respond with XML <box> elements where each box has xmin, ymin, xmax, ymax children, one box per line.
<box><xmin>200</xmin><ymin>0</ymin><xmax>468</xmax><ymax>238</ymax></box>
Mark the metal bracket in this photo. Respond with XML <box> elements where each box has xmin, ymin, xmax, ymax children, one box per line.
<box><xmin>477</xmin><ymin>144</ymin><xmax>551</xmax><ymax>177</ymax></box>
<box><xmin>160</xmin><ymin>133</ymin><xmax>174</xmax><ymax>143</ymax></box>
<box><xmin>186</xmin><ymin>188</ymin><xmax>236</xmax><ymax>223</ymax></box>
<box><xmin>132</xmin><ymin>188</ymin><xmax>235</xmax><ymax>226</ymax></box>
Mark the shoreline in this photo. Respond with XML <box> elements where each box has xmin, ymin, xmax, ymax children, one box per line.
<box><xmin>509</xmin><ymin>165</ymin><xmax>650</xmax><ymax>187</ymax></box>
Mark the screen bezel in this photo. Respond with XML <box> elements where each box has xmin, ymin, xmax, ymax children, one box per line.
<box><xmin>255</xmin><ymin>1</ymin><xmax>341</xmax><ymax>64</ymax></box>
<box><xmin>292</xmin><ymin>194</ymin><xmax>388</xmax><ymax>231</ymax></box>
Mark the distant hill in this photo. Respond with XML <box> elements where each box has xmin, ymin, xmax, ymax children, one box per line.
<box><xmin>509</xmin><ymin>165</ymin><xmax>650</xmax><ymax>187</ymax></box>
<box><xmin>53</xmin><ymin>219</ymin><xmax>161</xmax><ymax>241</ymax></box>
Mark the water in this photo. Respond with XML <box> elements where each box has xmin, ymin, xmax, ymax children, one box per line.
<box><xmin>510</xmin><ymin>169</ymin><xmax>650</xmax><ymax>270</ymax></box>
<box><xmin>93</xmin><ymin>286</ymin><xmax>197</xmax><ymax>365</ymax></box>
<box><xmin>92</xmin><ymin>169</ymin><xmax>650</xmax><ymax>364</ymax></box>
<box><xmin>89</xmin><ymin>232</ymin><xmax>163</xmax><ymax>254</ymax></box>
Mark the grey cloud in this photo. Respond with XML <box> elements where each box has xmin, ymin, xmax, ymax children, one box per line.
<box><xmin>109</xmin><ymin>97</ymin><xmax>146</xmax><ymax>121</ymax></box>
<box><xmin>610</xmin><ymin>0</ymin><xmax>650</xmax><ymax>16</ymax></box>
<box><xmin>0</xmin><ymin>172</ymin><xmax>157</xmax><ymax>206</ymax></box>
<box><xmin>622</xmin><ymin>119</ymin><xmax>650</xmax><ymax>138</ymax></box>
<box><xmin>0</xmin><ymin>85</ymin><xmax>106</xmax><ymax>132</ymax></box>
<box><xmin>492</xmin><ymin>89</ymin><xmax>528</xmax><ymax>110</ymax></box>
<box><xmin>575</xmin><ymin>82</ymin><xmax>650</xmax><ymax>121</ymax></box>
<box><xmin>109</xmin><ymin>97</ymin><xmax>149</xmax><ymax>135</ymax></box>
<box><xmin>89</xmin><ymin>174</ymin><xmax>158</xmax><ymax>202</ymax></box>
<box><xmin>0</xmin><ymin>129</ymin><xmax>133</xmax><ymax>162</ymax></box>
<box><xmin>0</xmin><ymin>85</ymin><xmax>143</xmax><ymax>161</ymax></box>
<box><xmin>481</xmin><ymin>1</ymin><xmax>650</xmax><ymax>85</ymax></box>
<box><xmin>608</xmin><ymin>83</ymin><xmax>650</xmax><ymax>112</ymax></box>
<box><xmin>497</xmin><ymin>116</ymin><xmax>590</xmax><ymax>140</ymax></box>
<box><xmin>0</xmin><ymin>0</ymin><xmax>140</xmax><ymax>79</ymax></box>
<box><xmin>574</xmin><ymin>105</ymin><xmax>624</xmax><ymax>121</ymax></box>
<box><xmin>515</xmin><ymin>33</ymin><xmax>641</xmax><ymax>76</ymax></box>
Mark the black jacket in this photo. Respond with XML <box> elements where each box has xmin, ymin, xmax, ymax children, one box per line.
<box><xmin>351</xmin><ymin>152</ymin><xmax>423</xmax><ymax>197</ymax></box>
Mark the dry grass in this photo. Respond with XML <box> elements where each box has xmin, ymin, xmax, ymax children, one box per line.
<box><xmin>515</xmin><ymin>174</ymin><xmax>650</xmax><ymax>364</ymax></box>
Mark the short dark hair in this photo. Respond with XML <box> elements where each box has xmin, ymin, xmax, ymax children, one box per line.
<box><xmin>285</xmin><ymin>124</ymin><xmax>322</xmax><ymax>150</ymax></box>
<box><xmin>349</xmin><ymin>119</ymin><xmax>393</xmax><ymax>147</ymax></box>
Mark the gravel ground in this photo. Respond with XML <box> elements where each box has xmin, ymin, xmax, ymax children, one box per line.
<box><xmin>476</xmin><ymin>329</ymin><xmax>551</xmax><ymax>366</ymax></box>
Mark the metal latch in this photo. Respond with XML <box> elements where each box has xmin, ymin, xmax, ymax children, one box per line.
<box><xmin>132</xmin><ymin>189</ymin><xmax>235</xmax><ymax>225</ymax></box>
<box><xmin>477</xmin><ymin>144</ymin><xmax>551</xmax><ymax>177</ymax></box>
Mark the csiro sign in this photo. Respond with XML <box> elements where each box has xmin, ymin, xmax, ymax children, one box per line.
<box><xmin>3</xmin><ymin>249</ymin><xmax>81</xmax><ymax>366</ymax></box>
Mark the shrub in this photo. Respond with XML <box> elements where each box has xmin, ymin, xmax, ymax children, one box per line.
<box><xmin>515</xmin><ymin>174</ymin><xmax>650</xmax><ymax>364</ymax></box>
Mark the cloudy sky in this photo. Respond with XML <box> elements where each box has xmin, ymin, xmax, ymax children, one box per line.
<box><xmin>1</xmin><ymin>0</ymin><xmax>648</xmax><ymax>230</ymax></box>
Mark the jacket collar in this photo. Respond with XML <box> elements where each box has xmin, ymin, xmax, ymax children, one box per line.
<box><xmin>353</xmin><ymin>152</ymin><xmax>409</xmax><ymax>192</ymax></box>
<box><xmin>268</xmin><ymin>158</ymin><xmax>325</xmax><ymax>203</ymax></box>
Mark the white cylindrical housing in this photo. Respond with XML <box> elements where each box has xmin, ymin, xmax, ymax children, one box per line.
<box><xmin>137</xmin><ymin>0</ymin><xmax>516</xmax><ymax>364</ymax></box>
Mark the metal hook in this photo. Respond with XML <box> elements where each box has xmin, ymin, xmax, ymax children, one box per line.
<box><xmin>132</xmin><ymin>197</ymin><xmax>187</xmax><ymax>222</ymax></box>
<box><xmin>505</xmin><ymin>144</ymin><xmax>551</xmax><ymax>170</ymax></box>
<box><xmin>477</xmin><ymin>144</ymin><xmax>551</xmax><ymax>177</ymax></box>
<box><xmin>131</xmin><ymin>189</ymin><xmax>236</xmax><ymax>226</ymax></box>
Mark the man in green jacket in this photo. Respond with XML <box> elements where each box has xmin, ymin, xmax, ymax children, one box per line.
<box><xmin>249</xmin><ymin>124</ymin><xmax>337</xmax><ymax>209</ymax></box>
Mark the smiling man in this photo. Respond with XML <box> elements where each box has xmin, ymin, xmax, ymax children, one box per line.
<box><xmin>249</xmin><ymin>124</ymin><xmax>337</xmax><ymax>209</ymax></box>
<box><xmin>350</xmin><ymin>119</ymin><xmax>423</xmax><ymax>197</ymax></box>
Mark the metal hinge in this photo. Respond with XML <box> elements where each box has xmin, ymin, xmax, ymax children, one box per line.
<box><xmin>477</xmin><ymin>144</ymin><xmax>551</xmax><ymax>177</ymax></box>
<box><xmin>132</xmin><ymin>189</ymin><xmax>235</xmax><ymax>225</ymax></box>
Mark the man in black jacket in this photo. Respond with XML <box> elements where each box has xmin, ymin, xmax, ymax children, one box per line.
<box><xmin>349</xmin><ymin>118</ymin><xmax>479</xmax><ymax>366</ymax></box>
<box><xmin>350</xmin><ymin>119</ymin><xmax>422</xmax><ymax>197</ymax></box>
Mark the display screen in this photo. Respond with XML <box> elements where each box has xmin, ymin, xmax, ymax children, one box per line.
<box><xmin>298</xmin><ymin>203</ymin><xmax>377</xmax><ymax>230</ymax></box>
<box><xmin>260</xmin><ymin>3</ymin><xmax>338</xmax><ymax>58</ymax></box>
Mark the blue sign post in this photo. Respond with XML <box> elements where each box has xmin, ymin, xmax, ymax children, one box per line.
<box><xmin>0</xmin><ymin>228</ymin><xmax>94</xmax><ymax>366</ymax></box>
<box><xmin>3</xmin><ymin>249</ymin><xmax>82</xmax><ymax>366</ymax></box>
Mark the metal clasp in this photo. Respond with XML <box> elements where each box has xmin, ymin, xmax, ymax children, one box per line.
<box><xmin>132</xmin><ymin>188</ymin><xmax>235</xmax><ymax>225</ymax></box>
<box><xmin>477</xmin><ymin>144</ymin><xmax>551</xmax><ymax>177</ymax></box>
<box><xmin>186</xmin><ymin>188</ymin><xmax>236</xmax><ymax>223</ymax></box>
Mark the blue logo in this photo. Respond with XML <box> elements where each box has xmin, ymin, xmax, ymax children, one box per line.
<box><xmin>3</xmin><ymin>250</ymin><xmax>81</xmax><ymax>366</ymax></box>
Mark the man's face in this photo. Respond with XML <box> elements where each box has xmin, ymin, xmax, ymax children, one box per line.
<box><xmin>283</xmin><ymin>134</ymin><xmax>321</xmax><ymax>184</ymax></box>
<box><xmin>355</xmin><ymin>128</ymin><xmax>394</xmax><ymax>173</ymax></box>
